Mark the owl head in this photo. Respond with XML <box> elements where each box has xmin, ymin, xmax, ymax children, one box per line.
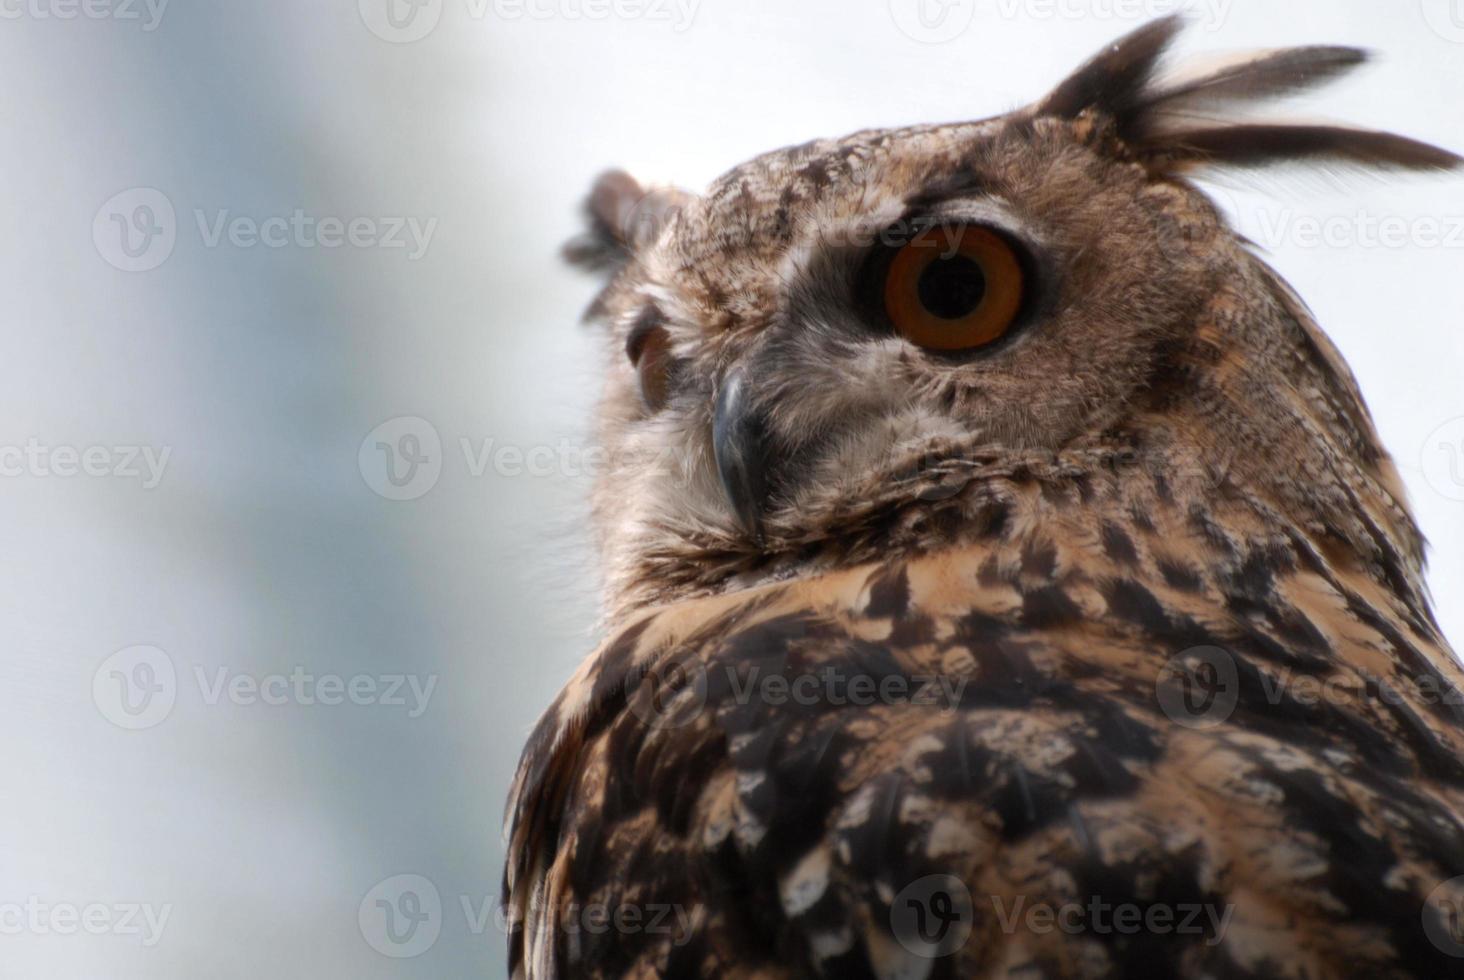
<box><xmin>567</xmin><ymin>16</ymin><xmax>1459</xmax><ymax>623</ymax></box>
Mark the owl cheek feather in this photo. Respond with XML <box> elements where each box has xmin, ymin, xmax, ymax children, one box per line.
<box><xmin>712</xmin><ymin>368</ymin><xmax>772</xmax><ymax>543</ymax></box>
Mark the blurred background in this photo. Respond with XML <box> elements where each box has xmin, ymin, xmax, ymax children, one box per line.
<box><xmin>0</xmin><ymin>0</ymin><xmax>1459</xmax><ymax>976</ymax></box>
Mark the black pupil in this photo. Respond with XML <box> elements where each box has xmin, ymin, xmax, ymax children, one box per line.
<box><xmin>917</xmin><ymin>254</ymin><xmax>987</xmax><ymax>320</ymax></box>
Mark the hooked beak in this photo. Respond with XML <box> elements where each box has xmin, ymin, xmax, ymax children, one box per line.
<box><xmin>712</xmin><ymin>369</ymin><xmax>771</xmax><ymax>544</ymax></box>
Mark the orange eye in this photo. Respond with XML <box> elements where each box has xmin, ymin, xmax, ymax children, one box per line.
<box><xmin>883</xmin><ymin>225</ymin><xmax>1026</xmax><ymax>351</ymax></box>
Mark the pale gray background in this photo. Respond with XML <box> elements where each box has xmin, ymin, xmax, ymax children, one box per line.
<box><xmin>1</xmin><ymin>0</ymin><xmax>1461</xmax><ymax>977</ymax></box>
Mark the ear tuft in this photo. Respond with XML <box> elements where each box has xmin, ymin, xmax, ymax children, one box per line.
<box><xmin>1130</xmin><ymin>46</ymin><xmax>1367</xmax><ymax>124</ymax></box>
<box><xmin>1146</xmin><ymin>124</ymin><xmax>1464</xmax><ymax>173</ymax></box>
<box><xmin>1037</xmin><ymin>14</ymin><xmax>1185</xmax><ymax>122</ymax></box>
<box><xmin>562</xmin><ymin>169</ymin><xmax>693</xmax><ymax>273</ymax></box>
<box><xmin>562</xmin><ymin>169</ymin><xmax>643</xmax><ymax>272</ymax></box>
<box><xmin>1037</xmin><ymin>17</ymin><xmax>1461</xmax><ymax>176</ymax></box>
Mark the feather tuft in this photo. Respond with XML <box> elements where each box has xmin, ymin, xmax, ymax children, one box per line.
<box><xmin>1037</xmin><ymin>18</ymin><xmax>1460</xmax><ymax>176</ymax></box>
<box><xmin>1149</xmin><ymin>124</ymin><xmax>1464</xmax><ymax>172</ymax></box>
<box><xmin>1037</xmin><ymin>14</ymin><xmax>1186</xmax><ymax>121</ymax></box>
<box><xmin>1133</xmin><ymin>46</ymin><xmax>1368</xmax><ymax>126</ymax></box>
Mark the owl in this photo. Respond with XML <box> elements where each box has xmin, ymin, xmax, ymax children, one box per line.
<box><xmin>504</xmin><ymin>17</ymin><xmax>1464</xmax><ymax>979</ymax></box>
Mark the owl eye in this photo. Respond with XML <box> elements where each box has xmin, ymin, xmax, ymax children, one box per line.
<box><xmin>883</xmin><ymin>225</ymin><xmax>1026</xmax><ymax>351</ymax></box>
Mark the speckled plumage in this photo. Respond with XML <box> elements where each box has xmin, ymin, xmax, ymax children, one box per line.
<box><xmin>505</xmin><ymin>18</ymin><xmax>1464</xmax><ymax>979</ymax></box>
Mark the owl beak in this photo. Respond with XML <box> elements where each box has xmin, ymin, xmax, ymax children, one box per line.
<box><xmin>712</xmin><ymin>369</ymin><xmax>771</xmax><ymax>544</ymax></box>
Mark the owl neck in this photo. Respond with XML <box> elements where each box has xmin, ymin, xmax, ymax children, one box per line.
<box><xmin>606</xmin><ymin>427</ymin><xmax>1440</xmax><ymax>655</ymax></box>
